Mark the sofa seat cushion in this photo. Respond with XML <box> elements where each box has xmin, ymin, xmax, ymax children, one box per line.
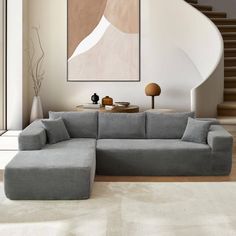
<box><xmin>96</xmin><ymin>139</ymin><xmax>212</xmax><ymax>176</ymax></box>
<box><xmin>4</xmin><ymin>139</ymin><xmax>96</xmax><ymax>200</ymax></box>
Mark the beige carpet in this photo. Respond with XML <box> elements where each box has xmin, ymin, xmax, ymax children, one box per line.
<box><xmin>0</xmin><ymin>182</ymin><xmax>236</xmax><ymax>236</ymax></box>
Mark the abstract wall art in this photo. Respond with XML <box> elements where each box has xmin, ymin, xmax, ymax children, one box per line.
<box><xmin>67</xmin><ymin>0</ymin><xmax>140</xmax><ymax>82</ymax></box>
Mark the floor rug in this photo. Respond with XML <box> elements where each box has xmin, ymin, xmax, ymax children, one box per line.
<box><xmin>0</xmin><ymin>182</ymin><xmax>236</xmax><ymax>236</ymax></box>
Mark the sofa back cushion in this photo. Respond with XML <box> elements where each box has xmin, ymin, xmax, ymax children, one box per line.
<box><xmin>146</xmin><ymin>112</ymin><xmax>195</xmax><ymax>139</ymax></box>
<box><xmin>98</xmin><ymin>113</ymin><xmax>146</xmax><ymax>139</ymax></box>
<box><xmin>49</xmin><ymin>111</ymin><xmax>98</xmax><ymax>138</ymax></box>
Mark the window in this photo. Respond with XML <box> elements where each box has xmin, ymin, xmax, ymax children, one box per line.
<box><xmin>0</xmin><ymin>0</ymin><xmax>6</xmax><ymax>134</ymax></box>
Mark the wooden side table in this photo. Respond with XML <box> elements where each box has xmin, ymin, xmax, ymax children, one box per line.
<box><xmin>76</xmin><ymin>105</ymin><xmax>139</xmax><ymax>113</ymax></box>
<box><xmin>99</xmin><ymin>105</ymin><xmax>139</xmax><ymax>113</ymax></box>
<box><xmin>145</xmin><ymin>109</ymin><xmax>175</xmax><ymax>113</ymax></box>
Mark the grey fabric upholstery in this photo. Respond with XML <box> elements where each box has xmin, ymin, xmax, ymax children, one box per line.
<box><xmin>5</xmin><ymin>112</ymin><xmax>233</xmax><ymax>201</ymax></box>
<box><xmin>18</xmin><ymin>120</ymin><xmax>46</xmax><ymax>151</ymax></box>
<box><xmin>146</xmin><ymin>112</ymin><xmax>195</xmax><ymax>139</ymax></box>
<box><xmin>49</xmin><ymin>111</ymin><xmax>98</xmax><ymax>138</ymax></box>
<box><xmin>98</xmin><ymin>113</ymin><xmax>146</xmax><ymax>139</ymax></box>
<box><xmin>182</xmin><ymin>118</ymin><xmax>211</xmax><ymax>144</ymax></box>
<box><xmin>41</xmin><ymin>118</ymin><xmax>70</xmax><ymax>144</ymax></box>
<box><xmin>96</xmin><ymin>139</ymin><xmax>212</xmax><ymax>176</ymax></box>
<box><xmin>208</xmin><ymin>125</ymin><xmax>233</xmax><ymax>175</ymax></box>
<box><xmin>4</xmin><ymin>139</ymin><xmax>96</xmax><ymax>200</ymax></box>
<box><xmin>208</xmin><ymin>125</ymin><xmax>233</xmax><ymax>152</ymax></box>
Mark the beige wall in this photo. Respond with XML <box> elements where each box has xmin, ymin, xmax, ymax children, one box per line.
<box><xmin>26</xmin><ymin>0</ymin><xmax>203</xmax><ymax>122</ymax></box>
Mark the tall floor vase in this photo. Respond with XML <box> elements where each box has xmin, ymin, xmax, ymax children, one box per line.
<box><xmin>30</xmin><ymin>96</ymin><xmax>43</xmax><ymax>123</ymax></box>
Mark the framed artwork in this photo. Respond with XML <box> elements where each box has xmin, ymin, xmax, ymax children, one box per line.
<box><xmin>67</xmin><ymin>0</ymin><xmax>140</xmax><ymax>82</ymax></box>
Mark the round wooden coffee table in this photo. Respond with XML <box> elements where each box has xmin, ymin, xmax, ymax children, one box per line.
<box><xmin>76</xmin><ymin>105</ymin><xmax>139</xmax><ymax>113</ymax></box>
<box><xmin>99</xmin><ymin>105</ymin><xmax>139</xmax><ymax>113</ymax></box>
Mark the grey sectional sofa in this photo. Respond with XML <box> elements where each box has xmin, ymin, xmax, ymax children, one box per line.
<box><xmin>4</xmin><ymin>111</ymin><xmax>233</xmax><ymax>200</ymax></box>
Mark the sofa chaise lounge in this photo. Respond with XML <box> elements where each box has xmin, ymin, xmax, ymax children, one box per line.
<box><xmin>4</xmin><ymin>111</ymin><xmax>233</xmax><ymax>200</ymax></box>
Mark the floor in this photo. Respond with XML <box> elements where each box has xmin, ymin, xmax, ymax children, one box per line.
<box><xmin>1</xmin><ymin>182</ymin><xmax>236</xmax><ymax>236</ymax></box>
<box><xmin>0</xmin><ymin>131</ymin><xmax>19</xmax><ymax>172</ymax></box>
<box><xmin>0</xmin><ymin>131</ymin><xmax>5</xmax><ymax>136</ymax></box>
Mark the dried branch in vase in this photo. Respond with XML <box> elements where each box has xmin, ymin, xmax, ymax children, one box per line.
<box><xmin>28</xmin><ymin>26</ymin><xmax>45</xmax><ymax>96</ymax></box>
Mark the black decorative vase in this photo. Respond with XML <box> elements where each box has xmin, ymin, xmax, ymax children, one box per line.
<box><xmin>91</xmin><ymin>93</ymin><xmax>99</xmax><ymax>104</ymax></box>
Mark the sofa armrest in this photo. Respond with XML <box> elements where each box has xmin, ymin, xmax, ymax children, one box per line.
<box><xmin>18</xmin><ymin>120</ymin><xmax>47</xmax><ymax>150</ymax></box>
<box><xmin>207</xmin><ymin>125</ymin><xmax>233</xmax><ymax>152</ymax></box>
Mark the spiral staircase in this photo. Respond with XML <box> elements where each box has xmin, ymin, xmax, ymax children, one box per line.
<box><xmin>186</xmin><ymin>0</ymin><xmax>236</xmax><ymax>125</ymax></box>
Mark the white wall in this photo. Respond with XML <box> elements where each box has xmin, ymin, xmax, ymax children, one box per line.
<box><xmin>27</xmin><ymin>0</ymin><xmax>202</xmax><ymax>119</ymax></box>
<box><xmin>198</xmin><ymin>0</ymin><xmax>236</xmax><ymax>18</ymax></box>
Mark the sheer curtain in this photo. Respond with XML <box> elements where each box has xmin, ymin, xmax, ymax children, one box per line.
<box><xmin>0</xmin><ymin>0</ymin><xmax>6</xmax><ymax>133</ymax></box>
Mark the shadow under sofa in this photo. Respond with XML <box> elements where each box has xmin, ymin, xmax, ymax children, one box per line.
<box><xmin>4</xmin><ymin>111</ymin><xmax>233</xmax><ymax>200</ymax></box>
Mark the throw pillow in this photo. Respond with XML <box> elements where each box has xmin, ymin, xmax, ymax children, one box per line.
<box><xmin>41</xmin><ymin>118</ymin><xmax>70</xmax><ymax>144</ymax></box>
<box><xmin>182</xmin><ymin>117</ymin><xmax>211</xmax><ymax>144</ymax></box>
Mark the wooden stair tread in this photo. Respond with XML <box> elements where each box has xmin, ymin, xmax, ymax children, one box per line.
<box><xmin>225</xmin><ymin>77</ymin><xmax>236</xmax><ymax>81</ymax></box>
<box><xmin>190</xmin><ymin>4</ymin><xmax>211</xmax><ymax>7</ymax></box>
<box><xmin>225</xmin><ymin>48</ymin><xmax>236</xmax><ymax>52</ymax></box>
<box><xmin>222</xmin><ymin>33</ymin><xmax>236</xmax><ymax>41</ymax></box>
<box><xmin>225</xmin><ymin>48</ymin><xmax>236</xmax><ymax>57</ymax></box>
<box><xmin>225</xmin><ymin>66</ymin><xmax>236</xmax><ymax>69</ymax></box>
<box><xmin>211</xmin><ymin>18</ymin><xmax>236</xmax><ymax>21</ymax></box>
<box><xmin>217</xmin><ymin>116</ymin><xmax>236</xmax><ymax>125</ymax></box>
<box><xmin>190</xmin><ymin>4</ymin><xmax>212</xmax><ymax>11</ymax></box>
<box><xmin>225</xmin><ymin>58</ymin><xmax>236</xmax><ymax>67</ymax></box>
<box><xmin>224</xmin><ymin>88</ymin><xmax>236</xmax><ymax>94</ymax></box>
<box><xmin>225</xmin><ymin>57</ymin><xmax>236</xmax><ymax>60</ymax></box>
<box><xmin>222</xmin><ymin>33</ymin><xmax>236</xmax><ymax>35</ymax></box>
<box><xmin>222</xmin><ymin>33</ymin><xmax>236</xmax><ymax>38</ymax></box>
<box><xmin>222</xmin><ymin>32</ymin><xmax>236</xmax><ymax>35</ymax></box>
<box><xmin>202</xmin><ymin>11</ymin><xmax>225</xmax><ymax>14</ymax></box>
<box><xmin>225</xmin><ymin>77</ymin><xmax>236</xmax><ymax>88</ymax></box>
<box><xmin>211</xmin><ymin>18</ymin><xmax>236</xmax><ymax>25</ymax></box>
<box><xmin>218</xmin><ymin>25</ymin><xmax>236</xmax><ymax>27</ymax></box>
<box><xmin>225</xmin><ymin>41</ymin><xmax>236</xmax><ymax>49</ymax></box>
<box><xmin>218</xmin><ymin>25</ymin><xmax>236</xmax><ymax>28</ymax></box>
<box><xmin>218</xmin><ymin>102</ymin><xmax>236</xmax><ymax>109</ymax></box>
<box><xmin>218</xmin><ymin>25</ymin><xmax>236</xmax><ymax>32</ymax></box>
<box><xmin>201</xmin><ymin>11</ymin><xmax>227</xmax><ymax>16</ymax></box>
<box><xmin>225</xmin><ymin>40</ymin><xmax>236</xmax><ymax>42</ymax></box>
<box><xmin>185</xmin><ymin>0</ymin><xmax>198</xmax><ymax>3</ymax></box>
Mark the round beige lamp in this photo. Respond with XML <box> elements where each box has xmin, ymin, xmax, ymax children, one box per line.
<box><xmin>145</xmin><ymin>83</ymin><xmax>161</xmax><ymax>109</ymax></box>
